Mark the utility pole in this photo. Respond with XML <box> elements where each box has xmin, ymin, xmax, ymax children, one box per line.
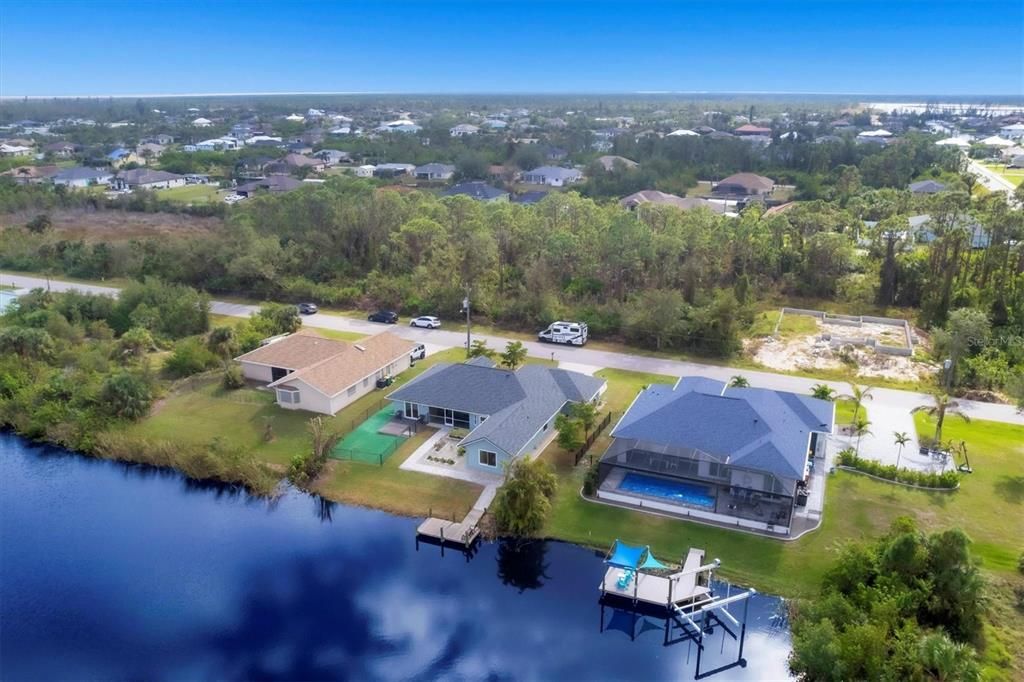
<box><xmin>462</xmin><ymin>289</ymin><xmax>471</xmax><ymax>357</ymax></box>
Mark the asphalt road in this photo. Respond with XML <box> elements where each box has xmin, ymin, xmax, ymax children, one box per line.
<box><xmin>968</xmin><ymin>159</ymin><xmax>1017</xmax><ymax>197</ymax></box>
<box><xmin>4</xmin><ymin>271</ymin><xmax>1023</xmax><ymax>428</ymax></box>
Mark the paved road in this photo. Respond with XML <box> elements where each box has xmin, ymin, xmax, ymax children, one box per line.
<box><xmin>968</xmin><ymin>159</ymin><xmax>1017</xmax><ymax>197</ymax></box>
<box><xmin>5</xmin><ymin>272</ymin><xmax>1023</xmax><ymax>434</ymax></box>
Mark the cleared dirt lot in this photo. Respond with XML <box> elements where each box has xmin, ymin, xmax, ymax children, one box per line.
<box><xmin>746</xmin><ymin>313</ymin><xmax>933</xmax><ymax>382</ymax></box>
<box><xmin>0</xmin><ymin>209</ymin><xmax>221</xmax><ymax>240</ymax></box>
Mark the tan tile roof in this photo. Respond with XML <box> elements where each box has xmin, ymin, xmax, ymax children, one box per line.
<box><xmin>235</xmin><ymin>330</ymin><xmax>348</xmax><ymax>369</ymax></box>
<box><xmin>269</xmin><ymin>331</ymin><xmax>414</xmax><ymax>397</ymax></box>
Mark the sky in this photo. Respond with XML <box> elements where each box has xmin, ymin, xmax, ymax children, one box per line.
<box><xmin>1</xmin><ymin>0</ymin><xmax>1021</xmax><ymax>97</ymax></box>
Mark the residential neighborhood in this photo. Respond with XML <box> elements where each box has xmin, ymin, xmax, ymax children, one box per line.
<box><xmin>0</xmin><ymin>3</ymin><xmax>1022</xmax><ymax>675</ymax></box>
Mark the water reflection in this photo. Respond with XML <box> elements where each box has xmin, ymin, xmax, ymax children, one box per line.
<box><xmin>495</xmin><ymin>539</ymin><xmax>550</xmax><ymax>592</ymax></box>
<box><xmin>1</xmin><ymin>432</ymin><xmax>793</xmax><ymax>681</ymax></box>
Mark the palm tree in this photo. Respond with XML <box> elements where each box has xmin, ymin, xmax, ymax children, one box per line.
<box><xmin>911</xmin><ymin>393</ymin><xmax>970</xmax><ymax>445</ymax></box>
<box><xmin>728</xmin><ymin>375</ymin><xmax>750</xmax><ymax>388</ymax></box>
<box><xmin>839</xmin><ymin>383</ymin><xmax>873</xmax><ymax>423</ymax></box>
<box><xmin>893</xmin><ymin>431</ymin><xmax>911</xmax><ymax>469</ymax></box>
<box><xmin>918</xmin><ymin>631</ymin><xmax>979</xmax><ymax>682</ymax></box>
<box><xmin>852</xmin><ymin>417</ymin><xmax>872</xmax><ymax>457</ymax></box>
<box><xmin>811</xmin><ymin>383</ymin><xmax>836</xmax><ymax>401</ymax></box>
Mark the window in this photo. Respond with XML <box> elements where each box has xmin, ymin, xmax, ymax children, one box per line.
<box><xmin>405</xmin><ymin>402</ymin><xmax>419</xmax><ymax>419</ymax></box>
<box><xmin>708</xmin><ymin>462</ymin><xmax>727</xmax><ymax>479</ymax></box>
<box><xmin>543</xmin><ymin>422</ymin><xmax>549</xmax><ymax>431</ymax></box>
<box><xmin>479</xmin><ymin>450</ymin><xmax>497</xmax><ymax>467</ymax></box>
<box><xmin>276</xmin><ymin>388</ymin><xmax>299</xmax><ymax>404</ymax></box>
<box><xmin>347</xmin><ymin>385</ymin><xmax>357</xmax><ymax>396</ymax></box>
<box><xmin>363</xmin><ymin>377</ymin><xmax>369</xmax><ymax>387</ymax></box>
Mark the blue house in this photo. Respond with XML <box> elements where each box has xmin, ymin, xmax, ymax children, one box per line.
<box><xmin>596</xmin><ymin>377</ymin><xmax>834</xmax><ymax>534</ymax></box>
<box><xmin>388</xmin><ymin>358</ymin><xmax>606</xmax><ymax>472</ymax></box>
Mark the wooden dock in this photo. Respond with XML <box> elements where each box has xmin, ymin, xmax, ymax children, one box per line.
<box><xmin>416</xmin><ymin>484</ymin><xmax>495</xmax><ymax>548</ymax></box>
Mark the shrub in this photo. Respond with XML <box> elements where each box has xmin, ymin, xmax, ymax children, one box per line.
<box><xmin>164</xmin><ymin>337</ymin><xmax>219</xmax><ymax>378</ymax></box>
<box><xmin>582</xmin><ymin>464</ymin><xmax>599</xmax><ymax>496</ymax></box>
<box><xmin>836</xmin><ymin>448</ymin><xmax>959</xmax><ymax>489</ymax></box>
<box><xmin>222</xmin><ymin>364</ymin><xmax>245</xmax><ymax>390</ymax></box>
<box><xmin>100</xmin><ymin>372</ymin><xmax>153</xmax><ymax>421</ymax></box>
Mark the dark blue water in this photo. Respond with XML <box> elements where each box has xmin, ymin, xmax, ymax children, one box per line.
<box><xmin>0</xmin><ymin>432</ymin><xmax>793</xmax><ymax>681</ymax></box>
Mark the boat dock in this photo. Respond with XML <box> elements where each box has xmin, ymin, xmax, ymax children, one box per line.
<box><xmin>600</xmin><ymin>547</ymin><xmax>716</xmax><ymax>609</ymax></box>
<box><xmin>598</xmin><ymin>539</ymin><xmax>757</xmax><ymax>678</ymax></box>
<box><xmin>416</xmin><ymin>484</ymin><xmax>495</xmax><ymax>549</ymax></box>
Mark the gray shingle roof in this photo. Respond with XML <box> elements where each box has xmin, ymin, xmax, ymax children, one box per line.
<box><xmin>389</xmin><ymin>362</ymin><xmax>605</xmax><ymax>456</ymax></box>
<box><xmin>611</xmin><ymin>377</ymin><xmax>834</xmax><ymax>481</ymax></box>
<box><xmin>441</xmin><ymin>181</ymin><xmax>508</xmax><ymax>200</ymax></box>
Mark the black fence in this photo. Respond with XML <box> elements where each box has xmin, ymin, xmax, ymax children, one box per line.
<box><xmin>573</xmin><ymin>411</ymin><xmax>614</xmax><ymax>466</ymax></box>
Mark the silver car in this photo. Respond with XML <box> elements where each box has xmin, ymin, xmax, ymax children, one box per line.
<box><xmin>410</xmin><ymin>316</ymin><xmax>441</xmax><ymax>329</ymax></box>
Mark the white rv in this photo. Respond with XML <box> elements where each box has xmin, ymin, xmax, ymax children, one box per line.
<box><xmin>538</xmin><ymin>321</ymin><xmax>588</xmax><ymax>346</ymax></box>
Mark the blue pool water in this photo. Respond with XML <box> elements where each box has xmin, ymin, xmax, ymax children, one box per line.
<box><xmin>0</xmin><ymin>290</ymin><xmax>18</xmax><ymax>312</ymax></box>
<box><xmin>618</xmin><ymin>472</ymin><xmax>716</xmax><ymax>509</ymax></box>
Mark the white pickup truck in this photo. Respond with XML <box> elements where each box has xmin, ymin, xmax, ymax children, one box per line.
<box><xmin>538</xmin><ymin>321</ymin><xmax>589</xmax><ymax>346</ymax></box>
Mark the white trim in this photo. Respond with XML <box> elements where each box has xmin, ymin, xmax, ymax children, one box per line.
<box><xmin>478</xmin><ymin>449</ymin><xmax>498</xmax><ymax>468</ymax></box>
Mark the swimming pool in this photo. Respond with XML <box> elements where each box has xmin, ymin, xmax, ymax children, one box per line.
<box><xmin>617</xmin><ymin>472</ymin><xmax>716</xmax><ymax>509</ymax></box>
<box><xmin>0</xmin><ymin>290</ymin><xmax>18</xmax><ymax>313</ymax></box>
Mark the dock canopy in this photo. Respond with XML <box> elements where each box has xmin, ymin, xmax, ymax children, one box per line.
<box><xmin>607</xmin><ymin>540</ymin><xmax>668</xmax><ymax>571</ymax></box>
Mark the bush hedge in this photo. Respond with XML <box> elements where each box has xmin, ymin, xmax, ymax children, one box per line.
<box><xmin>836</xmin><ymin>449</ymin><xmax>959</xmax><ymax>489</ymax></box>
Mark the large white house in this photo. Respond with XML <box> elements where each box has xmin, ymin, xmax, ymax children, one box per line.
<box><xmin>520</xmin><ymin>165</ymin><xmax>583</xmax><ymax>187</ymax></box>
<box><xmin>235</xmin><ymin>331</ymin><xmax>415</xmax><ymax>415</ymax></box>
<box><xmin>999</xmin><ymin>123</ymin><xmax>1024</xmax><ymax>140</ymax></box>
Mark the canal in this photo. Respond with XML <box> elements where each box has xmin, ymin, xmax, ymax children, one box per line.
<box><xmin>0</xmin><ymin>432</ymin><xmax>793</xmax><ymax>680</ymax></box>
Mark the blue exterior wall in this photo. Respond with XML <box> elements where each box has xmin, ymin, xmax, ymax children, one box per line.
<box><xmin>463</xmin><ymin>438</ymin><xmax>512</xmax><ymax>473</ymax></box>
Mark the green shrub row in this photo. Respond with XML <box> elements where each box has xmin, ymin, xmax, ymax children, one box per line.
<box><xmin>836</xmin><ymin>449</ymin><xmax>959</xmax><ymax>489</ymax></box>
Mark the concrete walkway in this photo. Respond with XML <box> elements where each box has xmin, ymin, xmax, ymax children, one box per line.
<box><xmin>399</xmin><ymin>427</ymin><xmax>503</xmax><ymax>487</ymax></box>
<box><xmin>5</xmin><ymin>272</ymin><xmax>1022</xmax><ymax>432</ymax></box>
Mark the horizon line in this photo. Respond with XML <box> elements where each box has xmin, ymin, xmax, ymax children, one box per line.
<box><xmin>1</xmin><ymin>90</ymin><xmax>1022</xmax><ymax>102</ymax></box>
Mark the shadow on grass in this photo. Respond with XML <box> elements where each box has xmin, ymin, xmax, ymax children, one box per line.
<box><xmin>993</xmin><ymin>475</ymin><xmax>1024</xmax><ymax>505</ymax></box>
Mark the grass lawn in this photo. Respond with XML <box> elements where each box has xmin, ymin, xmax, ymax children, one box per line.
<box><xmin>834</xmin><ymin>397</ymin><xmax>857</xmax><ymax>425</ymax></box>
<box><xmin>314</xmin><ymin>428</ymin><xmax>483</xmax><ymax>520</ymax></box>
<box><xmin>209</xmin><ymin>313</ymin><xmax>367</xmax><ymax>342</ymax></box>
<box><xmin>538</xmin><ymin>367</ymin><xmax>1024</xmax><ymax>599</ymax></box>
<box><xmin>982</xmin><ymin>162</ymin><xmax>1024</xmax><ymax>187</ymax></box>
<box><xmin>157</xmin><ymin>184</ymin><xmax>221</xmax><ymax>204</ymax></box>
<box><xmin>125</xmin><ymin>347</ymin><xmax>467</xmax><ymax>467</ymax></box>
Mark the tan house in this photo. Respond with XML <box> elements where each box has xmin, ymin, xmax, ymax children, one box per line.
<box><xmin>234</xmin><ymin>330</ymin><xmax>415</xmax><ymax>415</ymax></box>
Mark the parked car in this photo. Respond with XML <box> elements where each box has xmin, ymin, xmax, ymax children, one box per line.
<box><xmin>410</xmin><ymin>343</ymin><xmax>427</xmax><ymax>361</ymax></box>
<box><xmin>368</xmin><ymin>310</ymin><xmax>399</xmax><ymax>324</ymax></box>
<box><xmin>410</xmin><ymin>315</ymin><xmax>441</xmax><ymax>329</ymax></box>
<box><xmin>297</xmin><ymin>302</ymin><xmax>319</xmax><ymax>315</ymax></box>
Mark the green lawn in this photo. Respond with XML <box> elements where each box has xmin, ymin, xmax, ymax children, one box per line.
<box><xmin>157</xmin><ymin>183</ymin><xmax>221</xmax><ymax>204</ymax></box>
<box><xmin>209</xmin><ymin>313</ymin><xmax>367</xmax><ymax>342</ymax></box>
<box><xmin>314</xmin><ymin>428</ymin><xmax>483</xmax><ymax>521</ymax></box>
<box><xmin>981</xmin><ymin>162</ymin><xmax>1024</xmax><ymax>187</ymax></box>
<box><xmin>538</xmin><ymin>367</ymin><xmax>1024</xmax><ymax>598</ymax></box>
<box><xmin>834</xmin><ymin>397</ymin><xmax>858</xmax><ymax>425</ymax></box>
<box><xmin>125</xmin><ymin>346</ymin><xmax>466</xmax><ymax>467</ymax></box>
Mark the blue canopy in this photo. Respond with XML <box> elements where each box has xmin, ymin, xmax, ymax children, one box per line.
<box><xmin>639</xmin><ymin>551</ymin><xmax>668</xmax><ymax>571</ymax></box>
<box><xmin>607</xmin><ymin>540</ymin><xmax>646</xmax><ymax>569</ymax></box>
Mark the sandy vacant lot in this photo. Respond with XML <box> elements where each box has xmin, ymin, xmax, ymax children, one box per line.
<box><xmin>0</xmin><ymin>209</ymin><xmax>221</xmax><ymax>240</ymax></box>
<box><xmin>747</xmin><ymin>314</ymin><xmax>933</xmax><ymax>382</ymax></box>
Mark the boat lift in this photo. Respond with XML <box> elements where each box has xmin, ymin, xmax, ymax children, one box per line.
<box><xmin>598</xmin><ymin>540</ymin><xmax>757</xmax><ymax>679</ymax></box>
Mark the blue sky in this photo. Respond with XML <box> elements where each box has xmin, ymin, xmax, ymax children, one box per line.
<box><xmin>1</xmin><ymin>0</ymin><xmax>1021</xmax><ymax>96</ymax></box>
